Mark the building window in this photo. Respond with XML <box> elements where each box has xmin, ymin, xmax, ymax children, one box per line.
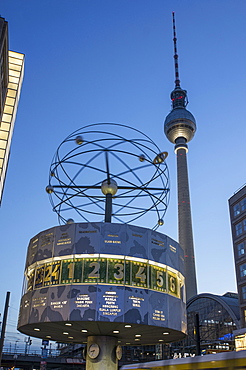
<box><xmin>244</xmin><ymin>219</ymin><xmax>246</xmax><ymax>231</ymax></box>
<box><xmin>234</xmin><ymin>203</ymin><xmax>241</xmax><ymax>217</ymax></box>
<box><xmin>238</xmin><ymin>242</ymin><xmax>245</xmax><ymax>256</ymax></box>
<box><xmin>236</xmin><ymin>222</ymin><xmax>243</xmax><ymax>236</ymax></box>
<box><xmin>240</xmin><ymin>264</ymin><xmax>246</xmax><ymax>277</ymax></box>
<box><xmin>242</xmin><ymin>286</ymin><xmax>246</xmax><ymax>300</ymax></box>
<box><xmin>241</xmin><ymin>198</ymin><xmax>246</xmax><ymax>212</ymax></box>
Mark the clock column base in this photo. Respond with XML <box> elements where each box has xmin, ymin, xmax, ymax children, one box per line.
<box><xmin>86</xmin><ymin>335</ymin><xmax>119</xmax><ymax>370</ymax></box>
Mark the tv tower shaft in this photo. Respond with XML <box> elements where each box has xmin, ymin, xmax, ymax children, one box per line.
<box><xmin>176</xmin><ymin>144</ymin><xmax>197</xmax><ymax>300</ymax></box>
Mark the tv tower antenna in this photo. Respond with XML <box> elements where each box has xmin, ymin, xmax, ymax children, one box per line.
<box><xmin>170</xmin><ymin>12</ymin><xmax>188</xmax><ymax>108</ymax></box>
<box><xmin>172</xmin><ymin>11</ymin><xmax>180</xmax><ymax>88</ymax></box>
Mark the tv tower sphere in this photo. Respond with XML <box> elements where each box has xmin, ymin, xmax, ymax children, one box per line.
<box><xmin>164</xmin><ymin>106</ymin><xmax>196</xmax><ymax>144</ymax></box>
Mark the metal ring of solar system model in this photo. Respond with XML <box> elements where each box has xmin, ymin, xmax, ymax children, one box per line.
<box><xmin>45</xmin><ymin>122</ymin><xmax>170</xmax><ymax>230</ymax></box>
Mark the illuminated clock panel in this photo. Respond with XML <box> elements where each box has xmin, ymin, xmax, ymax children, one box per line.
<box><xmin>25</xmin><ymin>255</ymin><xmax>181</xmax><ymax>298</ymax></box>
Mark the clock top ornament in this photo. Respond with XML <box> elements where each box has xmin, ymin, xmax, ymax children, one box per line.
<box><xmin>164</xmin><ymin>12</ymin><xmax>196</xmax><ymax>147</ymax></box>
<box><xmin>46</xmin><ymin>122</ymin><xmax>170</xmax><ymax>230</ymax></box>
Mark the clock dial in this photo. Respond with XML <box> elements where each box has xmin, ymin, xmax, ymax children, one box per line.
<box><xmin>82</xmin><ymin>346</ymin><xmax>87</xmax><ymax>360</ymax></box>
<box><xmin>88</xmin><ymin>343</ymin><xmax>100</xmax><ymax>359</ymax></box>
<box><xmin>116</xmin><ymin>345</ymin><xmax>122</xmax><ymax>360</ymax></box>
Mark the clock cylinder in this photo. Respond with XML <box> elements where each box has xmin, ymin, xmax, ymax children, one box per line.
<box><xmin>18</xmin><ymin>222</ymin><xmax>186</xmax><ymax>346</ymax></box>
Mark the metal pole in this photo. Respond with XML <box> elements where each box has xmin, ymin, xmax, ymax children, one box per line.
<box><xmin>0</xmin><ymin>291</ymin><xmax>10</xmax><ymax>366</ymax></box>
<box><xmin>105</xmin><ymin>193</ymin><xmax>112</xmax><ymax>222</ymax></box>
<box><xmin>195</xmin><ymin>313</ymin><xmax>201</xmax><ymax>356</ymax></box>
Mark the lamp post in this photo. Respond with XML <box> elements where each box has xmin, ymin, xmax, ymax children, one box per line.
<box><xmin>0</xmin><ymin>291</ymin><xmax>10</xmax><ymax>366</ymax></box>
<box><xmin>14</xmin><ymin>340</ymin><xmax>19</xmax><ymax>354</ymax></box>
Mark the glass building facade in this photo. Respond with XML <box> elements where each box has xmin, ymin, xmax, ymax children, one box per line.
<box><xmin>182</xmin><ymin>293</ymin><xmax>240</xmax><ymax>355</ymax></box>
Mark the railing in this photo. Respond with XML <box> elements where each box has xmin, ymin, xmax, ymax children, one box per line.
<box><xmin>2</xmin><ymin>349</ymin><xmax>60</xmax><ymax>357</ymax></box>
<box><xmin>1</xmin><ymin>351</ymin><xmax>85</xmax><ymax>365</ymax></box>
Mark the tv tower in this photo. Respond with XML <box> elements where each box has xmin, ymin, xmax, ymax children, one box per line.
<box><xmin>164</xmin><ymin>12</ymin><xmax>197</xmax><ymax>301</ymax></box>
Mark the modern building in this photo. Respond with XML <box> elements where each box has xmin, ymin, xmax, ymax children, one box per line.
<box><xmin>167</xmin><ymin>292</ymin><xmax>239</xmax><ymax>358</ymax></box>
<box><xmin>164</xmin><ymin>13</ymin><xmax>197</xmax><ymax>301</ymax></box>
<box><xmin>229</xmin><ymin>184</ymin><xmax>246</xmax><ymax>349</ymax></box>
<box><xmin>229</xmin><ymin>185</ymin><xmax>246</xmax><ymax>327</ymax></box>
<box><xmin>0</xmin><ymin>16</ymin><xmax>24</xmax><ymax>204</ymax></box>
<box><xmin>185</xmin><ymin>293</ymin><xmax>240</xmax><ymax>354</ymax></box>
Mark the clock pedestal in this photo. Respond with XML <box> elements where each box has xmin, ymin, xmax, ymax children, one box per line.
<box><xmin>86</xmin><ymin>335</ymin><xmax>119</xmax><ymax>370</ymax></box>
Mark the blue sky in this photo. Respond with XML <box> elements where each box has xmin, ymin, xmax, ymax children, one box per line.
<box><xmin>1</xmin><ymin>0</ymin><xmax>246</xmax><ymax>350</ymax></box>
